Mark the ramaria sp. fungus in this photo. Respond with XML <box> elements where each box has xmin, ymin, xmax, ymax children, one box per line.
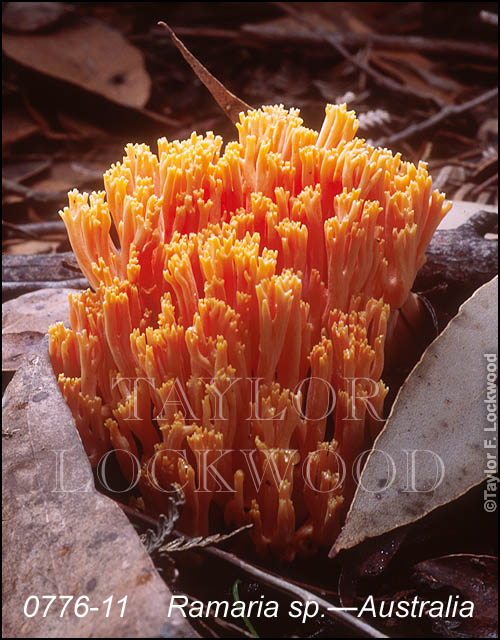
<box><xmin>49</xmin><ymin>104</ymin><xmax>450</xmax><ymax>562</ymax></box>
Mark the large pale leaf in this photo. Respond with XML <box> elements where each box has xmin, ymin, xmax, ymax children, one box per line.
<box><xmin>2</xmin><ymin>337</ymin><xmax>197</xmax><ymax>637</ymax></box>
<box><xmin>332</xmin><ymin>276</ymin><xmax>498</xmax><ymax>555</ymax></box>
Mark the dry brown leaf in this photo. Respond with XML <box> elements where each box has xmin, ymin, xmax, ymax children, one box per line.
<box><xmin>414</xmin><ymin>555</ymin><xmax>498</xmax><ymax>638</ymax></box>
<box><xmin>3</xmin><ymin>20</ymin><xmax>151</xmax><ymax>109</ymax></box>
<box><xmin>332</xmin><ymin>276</ymin><xmax>498</xmax><ymax>556</ymax></box>
<box><xmin>2</xmin><ymin>288</ymin><xmax>72</xmax><ymax>372</ymax></box>
<box><xmin>3</xmin><ymin>2</ymin><xmax>70</xmax><ymax>33</ymax></box>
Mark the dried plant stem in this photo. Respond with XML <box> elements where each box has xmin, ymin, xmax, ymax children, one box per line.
<box><xmin>274</xmin><ymin>2</ymin><xmax>443</xmax><ymax>106</ymax></box>
<box><xmin>236</xmin><ymin>24</ymin><xmax>498</xmax><ymax>59</ymax></box>
<box><xmin>120</xmin><ymin>505</ymin><xmax>387</xmax><ymax>638</ymax></box>
<box><xmin>202</xmin><ymin>545</ymin><xmax>388</xmax><ymax>638</ymax></box>
<box><xmin>375</xmin><ymin>88</ymin><xmax>499</xmax><ymax>146</ymax></box>
<box><xmin>3</xmin><ymin>279</ymin><xmax>88</xmax><ymax>297</ymax></box>
<box><xmin>3</xmin><ymin>178</ymin><xmax>67</xmax><ymax>203</ymax></box>
<box><xmin>471</xmin><ymin>172</ymin><xmax>498</xmax><ymax>196</ymax></box>
<box><xmin>3</xmin><ymin>220</ymin><xmax>67</xmax><ymax>239</ymax></box>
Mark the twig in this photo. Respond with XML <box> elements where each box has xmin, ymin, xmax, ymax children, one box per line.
<box><xmin>157</xmin><ymin>21</ymin><xmax>251</xmax><ymax>123</ymax></box>
<box><xmin>2</xmin><ymin>220</ymin><xmax>40</xmax><ymax>240</ymax></box>
<box><xmin>471</xmin><ymin>172</ymin><xmax>498</xmax><ymax>197</ymax></box>
<box><xmin>2</xmin><ymin>279</ymin><xmax>89</xmax><ymax>297</ymax></box>
<box><xmin>3</xmin><ymin>220</ymin><xmax>67</xmax><ymax>239</ymax></box>
<box><xmin>136</xmin><ymin>106</ymin><xmax>181</xmax><ymax>128</ymax></box>
<box><xmin>2</xmin><ymin>251</ymin><xmax>83</xmax><ymax>282</ymax></box>
<box><xmin>375</xmin><ymin>88</ymin><xmax>499</xmax><ymax>146</ymax></box>
<box><xmin>61</xmin><ymin>259</ymin><xmax>82</xmax><ymax>273</ymax></box>
<box><xmin>203</xmin><ymin>546</ymin><xmax>388</xmax><ymax>638</ymax></box>
<box><xmin>167</xmin><ymin>25</ymin><xmax>498</xmax><ymax>59</ymax></box>
<box><xmin>274</xmin><ymin>2</ymin><xmax>444</xmax><ymax>106</ymax></box>
<box><xmin>137</xmin><ymin>488</ymin><xmax>253</xmax><ymax>555</ymax></box>
<box><xmin>22</xmin><ymin>93</ymin><xmax>81</xmax><ymax>142</ymax></box>
<box><xmin>472</xmin><ymin>153</ymin><xmax>498</xmax><ymax>179</ymax></box>
<box><xmin>121</xmin><ymin>504</ymin><xmax>164</xmax><ymax>528</ymax></box>
<box><xmin>2</xmin><ymin>178</ymin><xmax>67</xmax><ymax>204</ymax></box>
<box><xmin>137</xmin><ymin>488</ymin><xmax>254</xmax><ymax>555</ymax></box>
<box><xmin>121</xmin><ymin>504</ymin><xmax>387</xmax><ymax>638</ymax></box>
<box><xmin>238</xmin><ymin>24</ymin><xmax>498</xmax><ymax>59</ymax></box>
<box><xmin>160</xmin><ymin>524</ymin><xmax>253</xmax><ymax>553</ymax></box>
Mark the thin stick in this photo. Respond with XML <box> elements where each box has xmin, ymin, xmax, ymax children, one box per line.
<box><xmin>274</xmin><ymin>2</ymin><xmax>443</xmax><ymax>106</ymax></box>
<box><xmin>2</xmin><ymin>279</ymin><xmax>88</xmax><ymax>297</ymax></box>
<box><xmin>171</xmin><ymin>25</ymin><xmax>498</xmax><ymax>59</ymax></box>
<box><xmin>3</xmin><ymin>220</ymin><xmax>67</xmax><ymax>239</ymax></box>
<box><xmin>204</xmin><ymin>545</ymin><xmax>388</xmax><ymax>638</ymax></box>
<box><xmin>2</xmin><ymin>178</ymin><xmax>67</xmax><ymax>203</ymax></box>
<box><xmin>2</xmin><ymin>220</ymin><xmax>40</xmax><ymax>240</ymax></box>
<box><xmin>237</xmin><ymin>25</ymin><xmax>498</xmax><ymax>59</ymax></box>
<box><xmin>120</xmin><ymin>504</ymin><xmax>387</xmax><ymax>638</ymax></box>
<box><xmin>471</xmin><ymin>172</ymin><xmax>498</xmax><ymax>197</ymax></box>
<box><xmin>375</xmin><ymin>87</ymin><xmax>498</xmax><ymax>146</ymax></box>
<box><xmin>158</xmin><ymin>21</ymin><xmax>251</xmax><ymax>123</ymax></box>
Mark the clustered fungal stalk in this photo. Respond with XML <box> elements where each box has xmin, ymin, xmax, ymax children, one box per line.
<box><xmin>49</xmin><ymin>104</ymin><xmax>450</xmax><ymax>561</ymax></box>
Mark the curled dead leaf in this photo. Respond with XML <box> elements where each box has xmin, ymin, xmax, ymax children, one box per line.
<box><xmin>414</xmin><ymin>554</ymin><xmax>498</xmax><ymax>638</ymax></box>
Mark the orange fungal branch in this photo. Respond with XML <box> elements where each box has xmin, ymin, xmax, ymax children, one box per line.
<box><xmin>49</xmin><ymin>104</ymin><xmax>450</xmax><ymax>561</ymax></box>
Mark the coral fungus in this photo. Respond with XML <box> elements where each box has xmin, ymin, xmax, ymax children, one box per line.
<box><xmin>49</xmin><ymin>104</ymin><xmax>450</xmax><ymax>561</ymax></box>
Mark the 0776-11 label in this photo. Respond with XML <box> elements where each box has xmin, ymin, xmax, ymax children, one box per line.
<box><xmin>23</xmin><ymin>595</ymin><xmax>127</xmax><ymax>618</ymax></box>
